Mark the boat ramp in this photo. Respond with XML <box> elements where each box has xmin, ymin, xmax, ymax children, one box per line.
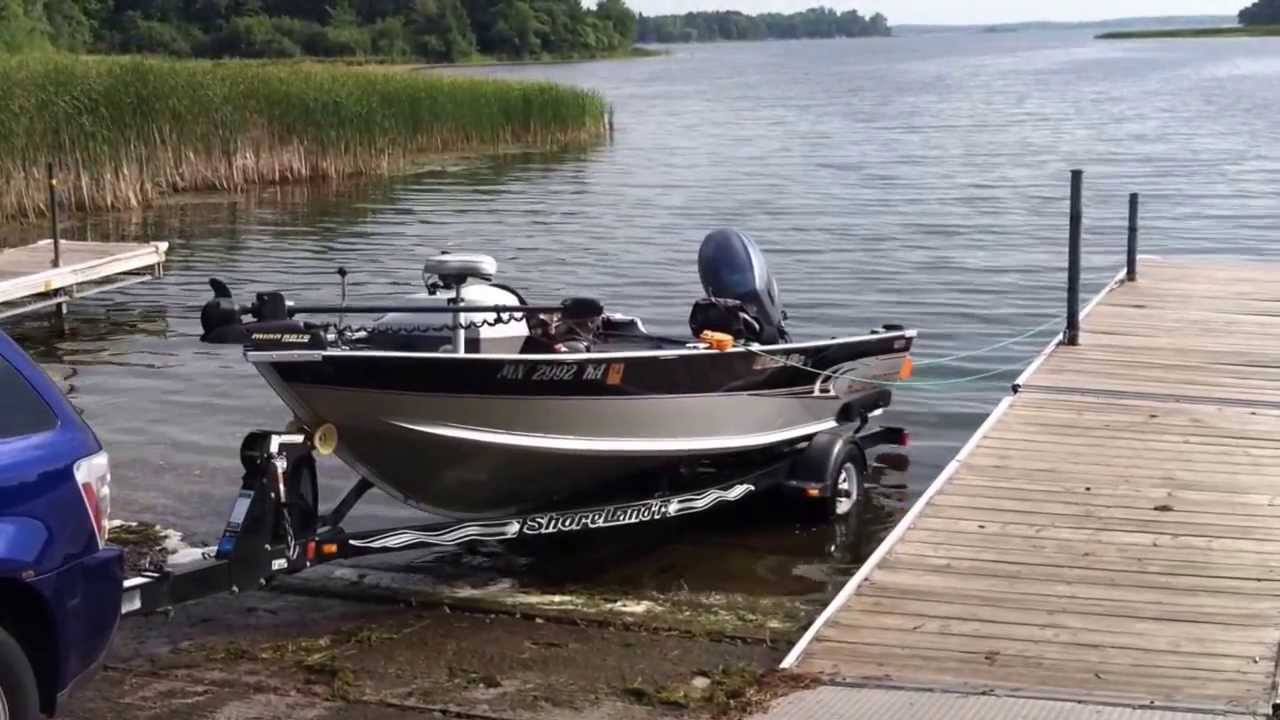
<box><xmin>762</xmin><ymin>258</ymin><xmax>1280</xmax><ymax>719</ymax></box>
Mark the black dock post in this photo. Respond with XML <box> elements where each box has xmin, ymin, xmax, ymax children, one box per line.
<box><xmin>1065</xmin><ymin>169</ymin><xmax>1083</xmax><ymax>346</ymax></box>
<box><xmin>48</xmin><ymin>161</ymin><xmax>61</xmax><ymax>268</ymax></box>
<box><xmin>1126</xmin><ymin>192</ymin><xmax>1139</xmax><ymax>282</ymax></box>
<box><xmin>47</xmin><ymin>160</ymin><xmax>67</xmax><ymax>325</ymax></box>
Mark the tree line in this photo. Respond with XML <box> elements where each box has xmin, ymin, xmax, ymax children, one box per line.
<box><xmin>1239</xmin><ymin>0</ymin><xmax>1280</xmax><ymax>24</ymax></box>
<box><xmin>635</xmin><ymin>7</ymin><xmax>889</xmax><ymax>43</ymax></box>
<box><xmin>0</xmin><ymin>0</ymin><xmax>639</xmax><ymax>61</ymax></box>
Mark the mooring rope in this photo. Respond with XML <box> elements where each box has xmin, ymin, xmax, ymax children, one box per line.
<box><xmin>734</xmin><ymin>343</ymin><xmax>1042</xmax><ymax>388</ymax></box>
<box><xmin>911</xmin><ymin>314</ymin><xmax>1064</xmax><ymax>367</ymax></box>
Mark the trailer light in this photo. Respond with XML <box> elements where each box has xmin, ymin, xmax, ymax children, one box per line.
<box><xmin>899</xmin><ymin>356</ymin><xmax>914</xmax><ymax>381</ymax></box>
<box><xmin>321</xmin><ymin>543</ymin><xmax>339</xmax><ymax>556</ymax></box>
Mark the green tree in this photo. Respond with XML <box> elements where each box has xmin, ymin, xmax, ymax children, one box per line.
<box><xmin>211</xmin><ymin>15</ymin><xmax>301</xmax><ymax>57</ymax></box>
<box><xmin>637</xmin><ymin>6</ymin><xmax>890</xmax><ymax>43</ymax></box>
<box><xmin>867</xmin><ymin>11</ymin><xmax>888</xmax><ymax>35</ymax></box>
<box><xmin>368</xmin><ymin>15</ymin><xmax>411</xmax><ymax>56</ymax></box>
<box><xmin>1239</xmin><ymin>0</ymin><xmax>1280</xmax><ymax>25</ymax></box>
<box><xmin>594</xmin><ymin>0</ymin><xmax>633</xmax><ymax>43</ymax></box>
<box><xmin>411</xmin><ymin>0</ymin><xmax>474</xmax><ymax>62</ymax></box>
<box><xmin>490</xmin><ymin>0</ymin><xmax>545</xmax><ymax>57</ymax></box>
<box><xmin>113</xmin><ymin>11</ymin><xmax>197</xmax><ymax>55</ymax></box>
<box><xmin>0</xmin><ymin>0</ymin><xmax>50</xmax><ymax>51</ymax></box>
<box><xmin>0</xmin><ymin>0</ymin><xmax>639</xmax><ymax>61</ymax></box>
<box><xmin>42</xmin><ymin>0</ymin><xmax>103</xmax><ymax>50</ymax></box>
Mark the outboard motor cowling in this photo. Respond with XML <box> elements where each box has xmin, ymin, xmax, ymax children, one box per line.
<box><xmin>693</xmin><ymin>229</ymin><xmax>789</xmax><ymax>344</ymax></box>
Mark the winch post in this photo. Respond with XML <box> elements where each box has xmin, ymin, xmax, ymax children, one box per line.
<box><xmin>216</xmin><ymin>432</ymin><xmax>313</xmax><ymax>585</ymax></box>
<box><xmin>122</xmin><ymin>431</ymin><xmax>303</xmax><ymax>616</ymax></box>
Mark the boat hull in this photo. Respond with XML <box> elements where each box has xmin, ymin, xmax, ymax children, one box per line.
<box><xmin>250</xmin><ymin>331</ymin><xmax>913</xmax><ymax>519</ymax></box>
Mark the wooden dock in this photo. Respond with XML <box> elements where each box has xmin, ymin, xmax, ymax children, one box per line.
<box><xmin>772</xmin><ymin>259</ymin><xmax>1280</xmax><ymax>719</ymax></box>
<box><xmin>0</xmin><ymin>239</ymin><xmax>168</xmax><ymax>319</ymax></box>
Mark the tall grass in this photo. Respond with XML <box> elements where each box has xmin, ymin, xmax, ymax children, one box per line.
<box><xmin>0</xmin><ymin>55</ymin><xmax>608</xmax><ymax>222</ymax></box>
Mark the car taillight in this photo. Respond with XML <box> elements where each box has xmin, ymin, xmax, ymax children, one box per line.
<box><xmin>75</xmin><ymin>451</ymin><xmax>111</xmax><ymax>547</ymax></box>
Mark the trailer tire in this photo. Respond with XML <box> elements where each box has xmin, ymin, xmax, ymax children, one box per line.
<box><xmin>823</xmin><ymin>444</ymin><xmax>867</xmax><ymax>522</ymax></box>
<box><xmin>0</xmin><ymin>626</ymin><xmax>39</xmax><ymax>720</ymax></box>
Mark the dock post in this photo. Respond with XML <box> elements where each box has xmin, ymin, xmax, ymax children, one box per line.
<box><xmin>48</xmin><ymin>161</ymin><xmax>61</xmax><ymax>268</ymax></box>
<box><xmin>1065</xmin><ymin>169</ymin><xmax>1083</xmax><ymax>346</ymax></box>
<box><xmin>1127</xmin><ymin>192</ymin><xmax>1139</xmax><ymax>282</ymax></box>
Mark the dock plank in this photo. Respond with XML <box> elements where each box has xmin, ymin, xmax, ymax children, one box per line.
<box><xmin>0</xmin><ymin>239</ymin><xmax>168</xmax><ymax>306</ymax></box>
<box><xmin>783</xmin><ymin>259</ymin><xmax>1280</xmax><ymax>715</ymax></box>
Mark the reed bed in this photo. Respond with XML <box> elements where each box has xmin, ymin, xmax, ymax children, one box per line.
<box><xmin>0</xmin><ymin>55</ymin><xmax>608</xmax><ymax>222</ymax></box>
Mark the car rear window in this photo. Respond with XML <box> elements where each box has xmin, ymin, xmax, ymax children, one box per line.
<box><xmin>0</xmin><ymin>355</ymin><xmax>57</xmax><ymax>439</ymax></box>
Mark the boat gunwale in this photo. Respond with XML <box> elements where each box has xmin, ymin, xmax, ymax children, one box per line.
<box><xmin>243</xmin><ymin>329</ymin><xmax>917</xmax><ymax>363</ymax></box>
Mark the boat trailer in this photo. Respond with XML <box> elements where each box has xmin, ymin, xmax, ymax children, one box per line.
<box><xmin>121</xmin><ymin>390</ymin><xmax>907</xmax><ymax>617</ymax></box>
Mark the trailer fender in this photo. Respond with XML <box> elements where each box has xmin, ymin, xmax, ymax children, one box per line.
<box><xmin>787</xmin><ymin>429</ymin><xmax>867</xmax><ymax>496</ymax></box>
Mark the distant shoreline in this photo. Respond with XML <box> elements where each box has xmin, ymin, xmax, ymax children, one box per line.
<box><xmin>896</xmin><ymin>14</ymin><xmax>1235</xmax><ymax>36</ymax></box>
<box><xmin>413</xmin><ymin>47</ymin><xmax>664</xmax><ymax>70</ymax></box>
<box><xmin>1097</xmin><ymin>25</ymin><xmax>1280</xmax><ymax>39</ymax></box>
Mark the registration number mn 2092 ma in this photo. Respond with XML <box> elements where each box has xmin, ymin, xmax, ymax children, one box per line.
<box><xmin>497</xmin><ymin>362</ymin><xmax>624</xmax><ymax>384</ymax></box>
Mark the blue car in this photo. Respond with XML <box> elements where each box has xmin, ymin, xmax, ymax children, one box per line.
<box><xmin>0</xmin><ymin>329</ymin><xmax>123</xmax><ymax>720</ymax></box>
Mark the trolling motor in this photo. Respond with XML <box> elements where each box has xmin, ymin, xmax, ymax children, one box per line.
<box><xmin>199</xmin><ymin>278</ymin><xmax>252</xmax><ymax>343</ymax></box>
<box><xmin>199</xmin><ymin>278</ymin><xmax>312</xmax><ymax>345</ymax></box>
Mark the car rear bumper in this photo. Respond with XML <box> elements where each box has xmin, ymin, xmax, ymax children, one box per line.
<box><xmin>30</xmin><ymin>545</ymin><xmax>124</xmax><ymax>710</ymax></box>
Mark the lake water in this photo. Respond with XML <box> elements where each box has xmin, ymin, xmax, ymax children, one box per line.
<box><xmin>5</xmin><ymin>29</ymin><xmax>1279</xmax><ymax>596</ymax></box>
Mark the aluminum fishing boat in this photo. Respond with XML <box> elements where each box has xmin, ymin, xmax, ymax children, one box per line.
<box><xmin>200</xmin><ymin>229</ymin><xmax>915</xmax><ymax>520</ymax></box>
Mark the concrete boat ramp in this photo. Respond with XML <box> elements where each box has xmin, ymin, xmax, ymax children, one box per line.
<box><xmin>757</xmin><ymin>259</ymin><xmax>1280</xmax><ymax>720</ymax></box>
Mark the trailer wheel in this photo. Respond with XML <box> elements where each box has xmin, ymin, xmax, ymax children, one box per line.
<box><xmin>0</xmin><ymin>626</ymin><xmax>39</xmax><ymax>720</ymax></box>
<box><xmin>823</xmin><ymin>444</ymin><xmax>867</xmax><ymax>522</ymax></box>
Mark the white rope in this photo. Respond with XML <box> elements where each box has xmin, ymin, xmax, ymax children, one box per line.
<box><xmin>912</xmin><ymin>314</ymin><xmax>1063</xmax><ymax>367</ymax></box>
<box><xmin>736</xmin><ymin>343</ymin><xmax>1040</xmax><ymax>389</ymax></box>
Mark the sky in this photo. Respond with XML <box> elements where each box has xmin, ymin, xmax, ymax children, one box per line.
<box><xmin>625</xmin><ymin>0</ymin><xmax>1245</xmax><ymax>26</ymax></box>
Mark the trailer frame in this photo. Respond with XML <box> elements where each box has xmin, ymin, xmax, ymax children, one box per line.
<box><xmin>122</xmin><ymin>396</ymin><xmax>906</xmax><ymax>617</ymax></box>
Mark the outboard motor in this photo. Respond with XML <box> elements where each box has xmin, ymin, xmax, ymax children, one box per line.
<box><xmin>690</xmin><ymin>229</ymin><xmax>790</xmax><ymax>344</ymax></box>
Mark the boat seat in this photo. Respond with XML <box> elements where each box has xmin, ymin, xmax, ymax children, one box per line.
<box><xmin>560</xmin><ymin>297</ymin><xmax>604</xmax><ymax>320</ymax></box>
<box><xmin>423</xmin><ymin>253</ymin><xmax>497</xmax><ymax>288</ymax></box>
